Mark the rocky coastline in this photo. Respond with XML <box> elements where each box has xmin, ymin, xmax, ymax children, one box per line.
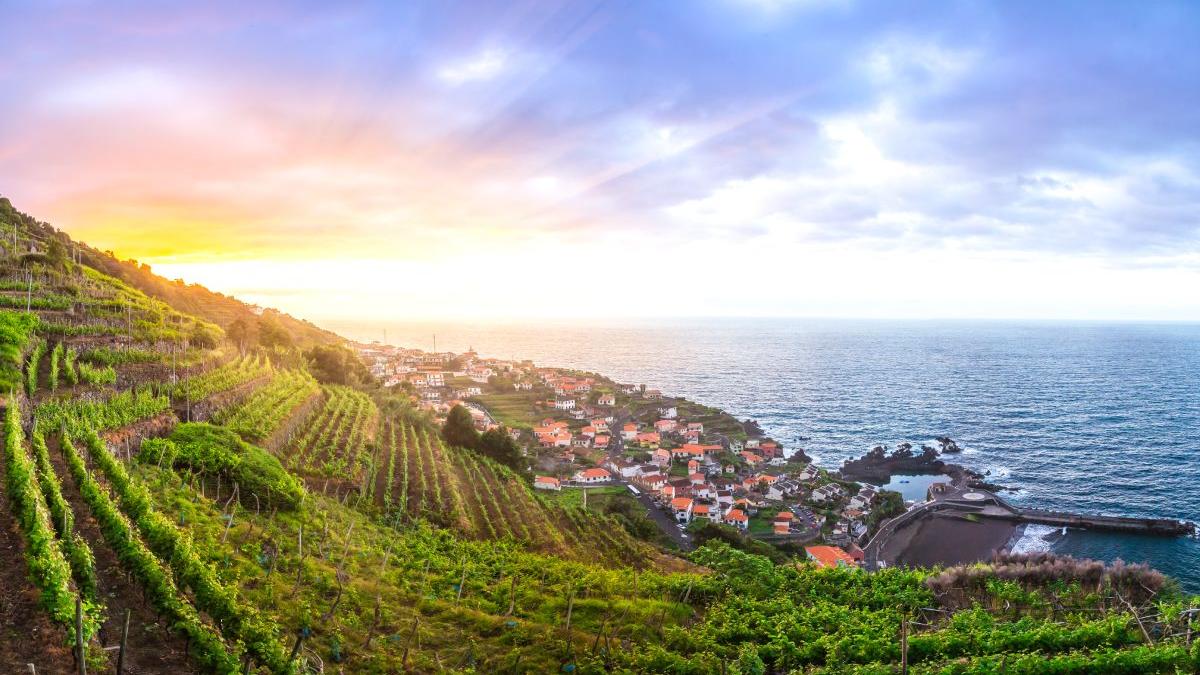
<box><xmin>835</xmin><ymin>439</ymin><xmax>1012</xmax><ymax>491</ymax></box>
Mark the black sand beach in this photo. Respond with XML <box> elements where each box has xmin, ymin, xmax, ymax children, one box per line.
<box><xmin>882</xmin><ymin>512</ymin><xmax>1017</xmax><ymax>567</ymax></box>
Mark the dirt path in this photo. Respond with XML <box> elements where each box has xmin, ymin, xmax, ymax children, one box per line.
<box><xmin>46</xmin><ymin>436</ymin><xmax>199</xmax><ymax>674</ymax></box>
<box><xmin>0</xmin><ymin>432</ymin><xmax>72</xmax><ymax>674</ymax></box>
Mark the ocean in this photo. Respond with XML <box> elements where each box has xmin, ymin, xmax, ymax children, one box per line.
<box><xmin>326</xmin><ymin>318</ymin><xmax>1200</xmax><ymax>593</ymax></box>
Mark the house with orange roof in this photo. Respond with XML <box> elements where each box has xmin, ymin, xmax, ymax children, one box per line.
<box><xmin>805</xmin><ymin>545</ymin><xmax>857</xmax><ymax>569</ymax></box>
<box><xmin>654</xmin><ymin>419</ymin><xmax>678</xmax><ymax>433</ymax></box>
<box><xmin>533</xmin><ymin>476</ymin><xmax>561</xmax><ymax>491</ymax></box>
<box><xmin>723</xmin><ymin>509</ymin><xmax>749</xmax><ymax>530</ymax></box>
<box><xmin>669</xmin><ymin>497</ymin><xmax>694</xmax><ymax>523</ymax></box>
<box><xmin>636</xmin><ymin>473</ymin><xmax>667</xmax><ymax>491</ymax></box>
<box><xmin>740</xmin><ymin>450</ymin><xmax>764</xmax><ymax>463</ymax></box>
<box><xmin>635</xmin><ymin>432</ymin><xmax>662</xmax><ymax>448</ymax></box>
<box><xmin>692</xmin><ymin>503</ymin><xmax>711</xmax><ymax>520</ymax></box>
<box><xmin>688</xmin><ymin>472</ymin><xmax>707</xmax><ymax>486</ymax></box>
<box><xmin>621</xmin><ymin>423</ymin><xmax>638</xmax><ymax>441</ymax></box>
<box><xmin>539</xmin><ymin>431</ymin><xmax>573</xmax><ymax>448</ymax></box>
<box><xmin>572</xmin><ymin>467</ymin><xmax>612</xmax><ymax>484</ymax></box>
<box><xmin>687</xmin><ymin>459</ymin><xmax>700</xmax><ymax>473</ymax></box>
<box><xmin>591</xmin><ymin>419</ymin><xmax>609</xmax><ymax>433</ymax></box>
<box><xmin>593</xmin><ymin>435</ymin><xmax>610</xmax><ymax>449</ymax></box>
<box><xmin>774</xmin><ymin>522</ymin><xmax>791</xmax><ymax>535</ymax></box>
<box><xmin>686</xmin><ymin>422</ymin><xmax>704</xmax><ymax>433</ymax></box>
<box><xmin>581</xmin><ymin>425</ymin><xmax>597</xmax><ymax>438</ymax></box>
<box><xmin>774</xmin><ymin>510</ymin><xmax>795</xmax><ymax>523</ymax></box>
<box><xmin>671</xmin><ymin>443</ymin><xmax>722</xmax><ymax>460</ymax></box>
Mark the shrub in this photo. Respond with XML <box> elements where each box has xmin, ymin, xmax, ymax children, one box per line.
<box><xmin>149</xmin><ymin>423</ymin><xmax>304</xmax><ymax>509</ymax></box>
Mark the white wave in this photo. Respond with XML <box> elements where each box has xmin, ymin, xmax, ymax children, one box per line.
<box><xmin>986</xmin><ymin>465</ymin><xmax>1012</xmax><ymax>479</ymax></box>
<box><xmin>1009</xmin><ymin>524</ymin><xmax>1058</xmax><ymax>554</ymax></box>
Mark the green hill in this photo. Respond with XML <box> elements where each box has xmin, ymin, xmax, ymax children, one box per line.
<box><xmin>1</xmin><ymin>194</ymin><xmax>1198</xmax><ymax>674</ymax></box>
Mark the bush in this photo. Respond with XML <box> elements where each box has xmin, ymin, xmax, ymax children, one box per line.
<box><xmin>145</xmin><ymin>423</ymin><xmax>305</xmax><ymax>509</ymax></box>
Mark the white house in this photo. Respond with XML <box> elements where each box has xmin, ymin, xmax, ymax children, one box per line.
<box><xmin>554</xmin><ymin>398</ymin><xmax>576</xmax><ymax>410</ymax></box>
<box><xmin>534</xmin><ymin>476</ymin><xmax>561</xmax><ymax>491</ymax></box>
<box><xmin>573</xmin><ymin>468</ymin><xmax>612</xmax><ymax>483</ymax></box>
<box><xmin>670</xmin><ymin>497</ymin><xmax>694</xmax><ymax>523</ymax></box>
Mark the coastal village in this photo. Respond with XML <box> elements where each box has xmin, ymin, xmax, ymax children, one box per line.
<box><xmin>356</xmin><ymin>341</ymin><xmax>906</xmax><ymax>567</ymax></box>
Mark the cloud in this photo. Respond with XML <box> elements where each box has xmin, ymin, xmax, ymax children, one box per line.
<box><xmin>437</xmin><ymin>48</ymin><xmax>509</xmax><ymax>84</ymax></box>
<box><xmin>1</xmin><ymin>0</ymin><xmax>1198</xmax><ymax>319</ymax></box>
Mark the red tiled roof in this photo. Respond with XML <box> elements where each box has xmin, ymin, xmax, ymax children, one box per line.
<box><xmin>805</xmin><ymin>546</ymin><xmax>857</xmax><ymax>569</ymax></box>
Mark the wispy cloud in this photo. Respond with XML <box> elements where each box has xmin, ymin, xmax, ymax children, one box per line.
<box><xmin>0</xmin><ymin>0</ymin><xmax>1197</xmax><ymax>320</ymax></box>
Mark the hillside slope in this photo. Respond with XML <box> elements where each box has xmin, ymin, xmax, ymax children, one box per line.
<box><xmin>1</xmin><ymin>196</ymin><xmax>1198</xmax><ymax>674</ymax></box>
<box><xmin>0</xmin><ymin>196</ymin><xmax>342</xmax><ymax>349</ymax></box>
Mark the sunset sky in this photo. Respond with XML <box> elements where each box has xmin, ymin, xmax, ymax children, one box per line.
<box><xmin>2</xmin><ymin>1</ymin><xmax>1198</xmax><ymax>321</ymax></box>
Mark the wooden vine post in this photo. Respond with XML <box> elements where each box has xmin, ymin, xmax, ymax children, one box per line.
<box><xmin>505</xmin><ymin>576</ymin><xmax>517</xmax><ymax>616</ymax></box>
<box><xmin>402</xmin><ymin>617</ymin><xmax>420</xmax><ymax>668</ymax></box>
<box><xmin>116</xmin><ymin>608</ymin><xmax>131</xmax><ymax>675</ymax></box>
<box><xmin>75</xmin><ymin>596</ymin><xmax>87</xmax><ymax>675</ymax></box>
<box><xmin>900</xmin><ymin>614</ymin><xmax>909</xmax><ymax>675</ymax></box>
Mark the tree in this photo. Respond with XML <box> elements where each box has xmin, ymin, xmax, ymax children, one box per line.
<box><xmin>442</xmin><ymin>405</ymin><xmax>480</xmax><ymax>450</ymax></box>
<box><xmin>305</xmin><ymin>344</ymin><xmax>371</xmax><ymax>385</ymax></box>
<box><xmin>190</xmin><ymin>321</ymin><xmax>222</xmax><ymax>349</ymax></box>
<box><xmin>46</xmin><ymin>238</ymin><xmax>68</xmax><ymax>269</ymax></box>
<box><xmin>478</xmin><ymin>428</ymin><xmax>526</xmax><ymax>475</ymax></box>
<box><xmin>227</xmin><ymin>318</ymin><xmax>253</xmax><ymax>353</ymax></box>
<box><xmin>257</xmin><ymin>317</ymin><xmax>292</xmax><ymax>350</ymax></box>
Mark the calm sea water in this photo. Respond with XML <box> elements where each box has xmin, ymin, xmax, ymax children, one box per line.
<box><xmin>327</xmin><ymin>318</ymin><xmax>1200</xmax><ymax>592</ymax></box>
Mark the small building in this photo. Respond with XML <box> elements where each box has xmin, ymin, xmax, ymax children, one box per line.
<box><xmin>621</xmin><ymin>423</ymin><xmax>638</xmax><ymax>440</ymax></box>
<box><xmin>597</xmin><ymin>393</ymin><xmax>616</xmax><ymax>406</ymax></box>
<box><xmin>723</xmin><ymin>509</ymin><xmax>749</xmax><ymax>531</ymax></box>
<box><xmin>554</xmin><ymin>398</ymin><xmax>576</xmax><ymax>410</ymax></box>
<box><xmin>636</xmin><ymin>432</ymin><xmax>662</xmax><ymax>448</ymax></box>
<box><xmin>670</xmin><ymin>497</ymin><xmax>694</xmax><ymax>523</ymax></box>
<box><xmin>654</xmin><ymin>419</ymin><xmax>678</xmax><ymax>433</ymax></box>
<box><xmin>805</xmin><ymin>545</ymin><xmax>857</xmax><ymax>569</ymax></box>
<box><xmin>534</xmin><ymin>476</ymin><xmax>561</xmax><ymax>491</ymax></box>
<box><xmin>573</xmin><ymin>468</ymin><xmax>612</xmax><ymax>484</ymax></box>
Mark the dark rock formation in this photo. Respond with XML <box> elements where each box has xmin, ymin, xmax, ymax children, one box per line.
<box><xmin>936</xmin><ymin>436</ymin><xmax>963</xmax><ymax>453</ymax></box>
<box><xmin>839</xmin><ymin>443</ymin><xmax>946</xmax><ymax>483</ymax></box>
<box><xmin>742</xmin><ymin>418</ymin><xmax>764</xmax><ymax>437</ymax></box>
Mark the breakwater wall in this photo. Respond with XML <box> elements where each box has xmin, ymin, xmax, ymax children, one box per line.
<box><xmin>1012</xmin><ymin>507</ymin><xmax>1195</xmax><ymax>536</ymax></box>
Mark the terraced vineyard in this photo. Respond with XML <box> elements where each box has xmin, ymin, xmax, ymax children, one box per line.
<box><xmin>286</xmin><ymin>384</ymin><xmax>378</xmax><ymax>488</ymax></box>
<box><xmin>166</xmin><ymin>353</ymin><xmax>272</xmax><ymax>401</ymax></box>
<box><xmin>212</xmin><ymin>367</ymin><xmax>319</xmax><ymax>443</ymax></box>
<box><xmin>370</xmin><ymin>416</ymin><xmax>656</xmax><ymax>567</ymax></box>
